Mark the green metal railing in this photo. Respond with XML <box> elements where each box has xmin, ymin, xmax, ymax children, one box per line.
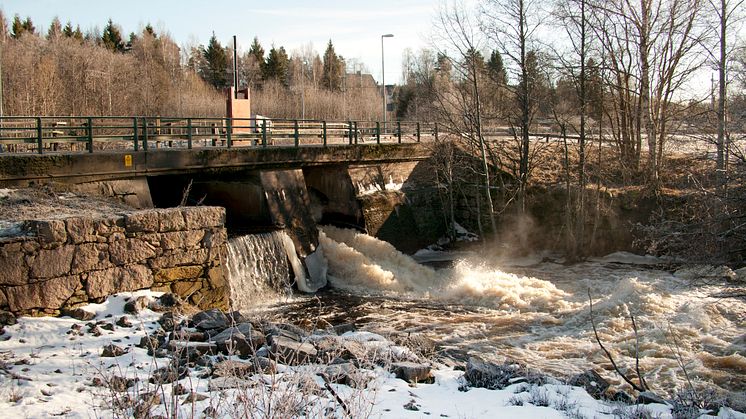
<box><xmin>0</xmin><ymin>116</ymin><xmax>436</xmax><ymax>155</ymax></box>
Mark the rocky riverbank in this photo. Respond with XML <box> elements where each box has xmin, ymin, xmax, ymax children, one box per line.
<box><xmin>1</xmin><ymin>290</ymin><xmax>740</xmax><ymax>418</ymax></box>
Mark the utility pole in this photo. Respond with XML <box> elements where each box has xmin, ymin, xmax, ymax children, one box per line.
<box><xmin>0</xmin><ymin>40</ymin><xmax>4</xmax><ymax>118</ymax></box>
<box><xmin>233</xmin><ymin>35</ymin><xmax>238</xmax><ymax>99</ymax></box>
<box><xmin>381</xmin><ymin>33</ymin><xmax>393</xmax><ymax>133</ymax></box>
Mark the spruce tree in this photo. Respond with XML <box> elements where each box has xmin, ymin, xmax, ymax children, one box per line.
<box><xmin>263</xmin><ymin>46</ymin><xmax>290</xmax><ymax>86</ymax></box>
<box><xmin>47</xmin><ymin>17</ymin><xmax>62</xmax><ymax>40</ymax></box>
<box><xmin>11</xmin><ymin>15</ymin><xmax>24</xmax><ymax>38</ymax></box>
<box><xmin>22</xmin><ymin>17</ymin><xmax>35</xmax><ymax>35</ymax></box>
<box><xmin>249</xmin><ymin>37</ymin><xmax>265</xmax><ymax>78</ymax></box>
<box><xmin>72</xmin><ymin>25</ymin><xmax>83</xmax><ymax>41</ymax></box>
<box><xmin>202</xmin><ymin>33</ymin><xmax>228</xmax><ymax>89</ymax></box>
<box><xmin>63</xmin><ymin>21</ymin><xmax>74</xmax><ymax>38</ymax></box>
<box><xmin>487</xmin><ymin>50</ymin><xmax>507</xmax><ymax>85</ymax></box>
<box><xmin>144</xmin><ymin>23</ymin><xmax>156</xmax><ymax>38</ymax></box>
<box><xmin>321</xmin><ymin>40</ymin><xmax>344</xmax><ymax>91</ymax></box>
<box><xmin>101</xmin><ymin>19</ymin><xmax>124</xmax><ymax>52</ymax></box>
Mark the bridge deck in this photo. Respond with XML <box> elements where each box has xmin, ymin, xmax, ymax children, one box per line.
<box><xmin>0</xmin><ymin>142</ymin><xmax>432</xmax><ymax>186</ymax></box>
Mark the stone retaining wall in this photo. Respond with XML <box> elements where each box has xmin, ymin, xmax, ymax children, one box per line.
<box><xmin>0</xmin><ymin>206</ymin><xmax>228</xmax><ymax>316</ymax></box>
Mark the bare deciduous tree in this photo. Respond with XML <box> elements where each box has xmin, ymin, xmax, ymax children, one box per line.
<box><xmin>430</xmin><ymin>0</ymin><xmax>499</xmax><ymax>239</ymax></box>
<box><xmin>482</xmin><ymin>0</ymin><xmax>545</xmax><ymax>212</ymax></box>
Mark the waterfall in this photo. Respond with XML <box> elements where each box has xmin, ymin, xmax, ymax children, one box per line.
<box><xmin>225</xmin><ymin>231</ymin><xmax>296</xmax><ymax>310</ymax></box>
<box><xmin>225</xmin><ymin>230</ymin><xmax>329</xmax><ymax>310</ymax></box>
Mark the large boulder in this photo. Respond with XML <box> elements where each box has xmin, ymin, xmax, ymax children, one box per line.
<box><xmin>637</xmin><ymin>391</ymin><xmax>668</xmax><ymax>405</ymax></box>
<box><xmin>464</xmin><ymin>357</ymin><xmax>525</xmax><ymax>390</ymax></box>
<box><xmin>270</xmin><ymin>336</ymin><xmax>317</xmax><ymax>365</ymax></box>
<box><xmin>192</xmin><ymin>309</ymin><xmax>229</xmax><ymax>331</ymax></box>
<box><xmin>391</xmin><ymin>362</ymin><xmax>432</xmax><ymax>383</ymax></box>
<box><xmin>0</xmin><ymin>310</ymin><xmax>17</xmax><ymax>326</ymax></box>
<box><xmin>568</xmin><ymin>370</ymin><xmax>610</xmax><ymax>399</ymax></box>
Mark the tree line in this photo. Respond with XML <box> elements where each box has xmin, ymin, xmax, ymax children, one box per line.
<box><xmin>396</xmin><ymin>0</ymin><xmax>745</xmax><ymax>262</ymax></box>
<box><xmin>0</xmin><ymin>13</ymin><xmax>381</xmax><ymax>120</ymax></box>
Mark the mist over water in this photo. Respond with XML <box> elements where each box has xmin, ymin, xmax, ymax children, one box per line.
<box><xmin>315</xmin><ymin>226</ymin><xmax>746</xmax><ymax>400</ymax></box>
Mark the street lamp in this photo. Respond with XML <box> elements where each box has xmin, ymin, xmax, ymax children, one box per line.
<box><xmin>381</xmin><ymin>33</ymin><xmax>394</xmax><ymax>133</ymax></box>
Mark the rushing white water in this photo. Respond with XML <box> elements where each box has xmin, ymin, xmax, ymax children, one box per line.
<box><xmin>316</xmin><ymin>225</ymin><xmax>746</xmax><ymax>402</ymax></box>
<box><xmin>320</xmin><ymin>225</ymin><xmax>572</xmax><ymax>311</ymax></box>
<box><xmin>225</xmin><ymin>231</ymin><xmax>297</xmax><ymax>309</ymax></box>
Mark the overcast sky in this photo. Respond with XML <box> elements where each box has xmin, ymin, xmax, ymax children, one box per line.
<box><xmin>2</xmin><ymin>0</ymin><xmax>438</xmax><ymax>84</ymax></box>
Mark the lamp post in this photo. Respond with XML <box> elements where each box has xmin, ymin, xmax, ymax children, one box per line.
<box><xmin>381</xmin><ymin>33</ymin><xmax>393</xmax><ymax>134</ymax></box>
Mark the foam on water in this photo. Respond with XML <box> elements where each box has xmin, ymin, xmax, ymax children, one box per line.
<box><xmin>316</xmin><ymin>225</ymin><xmax>746</xmax><ymax>401</ymax></box>
<box><xmin>321</xmin><ymin>226</ymin><xmax>573</xmax><ymax>312</ymax></box>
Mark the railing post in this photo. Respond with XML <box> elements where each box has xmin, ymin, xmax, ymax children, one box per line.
<box><xmin>36</xmin><ymin>117</ymin><xmax>43</xmax><ymax>154</ymax></box>
<box><xmin>434</xmin><ymin>122</ymin><xmax>439</xmax><ymax>141</ymax></box>
<box><xmin>294</xmin><ymin>120</ymin><xmax>299</xmax><ymax>147</ymax></box>
<box><xmin>322</xmin><ymin>121</ymin><xmax>327</xmax><ymax>147</ymax></box>
<box><xmin>348</xmin><ymin>121</ymin><xmax>353</xmax><ymax>145</ymax></box>
<box><xmin>376</xmin><ymin>121</ymin><xmax>381</xmax><ymax>144</ymax></box>
<box><xmin>354</xmin><ymin>122</ymin><xmax>359</xmax><ymax>144</ymax></box>
<box><xmin>86</xmin><ymin>117</ymin><xmax>93</xmax><ymax>153</ymax></box>
<box><xmin>187</xmin><ymin>118</ymin><xmax>193</xmax><ymax>149</ymax></box>
<box><xmin>133</xmin><ymin>117</ymin><xmax>139</xmax><ymax>151</ymax></box>
<box><xmin>226</xmin><ymin>118</ymin><xmax>232</xmax><ymax>148</ymax></box>
<box><xmin>397</xmin><ymin>121</ymin><xmax>402</xmax><ymax>143</ymax></box>
<box><xmin>416</xmin><ymin>122</ymin><xmax>421</xmax><ymax>142</ymax></box>
<box><xmin>262</xmin><ymin>120</ymin><xmax>267</xmax><ymax>147</ymax></box>
<box><xmin>142</xmin><ymin>118</ymin><xmax>149</xmax><ymax>151</ymax></box>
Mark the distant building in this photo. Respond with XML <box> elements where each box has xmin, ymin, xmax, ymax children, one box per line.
<box><xmin>345</xmin><ymin>71</ymin><xmax>377</xmax><ymax>90</ymax></box>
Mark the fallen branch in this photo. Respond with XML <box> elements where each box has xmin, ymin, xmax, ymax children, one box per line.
<box><xmin>319</xmin><ymin>372</ymin><xmax>351</xmax><ymax>417</ymax></box>
<box><xmin>587</xmin><ymin>288</ymin><xmax>648</xmax><ymax>393</ymax></box>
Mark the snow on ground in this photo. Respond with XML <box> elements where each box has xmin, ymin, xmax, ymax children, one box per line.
<box><xmin>0</xmin><ymin>290</ymin><xmax>743</xmax><ymax>418</ymax></box>
<box><xmin>0</xmin><ymin>291</ymin><xmax>163</xmax><ymax>418</ymax></box>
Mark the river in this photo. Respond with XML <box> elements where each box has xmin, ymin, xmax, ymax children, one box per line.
<box><xmin>229</xmin><ymin>226</ymin><xmax>746</xmax><ymax>403</ymax></box>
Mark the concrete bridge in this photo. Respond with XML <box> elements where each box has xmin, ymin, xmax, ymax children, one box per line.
<box><xmin>0</xmin><ymin>137</ymin><xmax>441</xmax><ymax>256</ymax></box>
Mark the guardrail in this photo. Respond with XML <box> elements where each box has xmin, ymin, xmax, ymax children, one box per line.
<box><xmin>0</xmin><ymin>116</ymin><xmax>440</xmax><ymax>155</ymax></box>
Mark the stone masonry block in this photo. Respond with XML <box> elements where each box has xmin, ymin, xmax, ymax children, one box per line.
<box><xmin>71</xmin><ymin>243</ymin><xmax>112</xmax><ymax>273</ymax></box>
<box><xmin>183</xmin><ymin>207</ymin><xmax>226</xmax><ymax>230</ymax></box>
<box><xmin>159</xmin><ymin>210</ymin><xmax>185</xmax><ymax>232</ymax></box>
<box><xmin>155</xmin><ymin>265</ymin><xmax>203</xmax><ymax>283</ymax></box>
<box><xmin>207</xmin><ymin>266</ymin><xmax>226</xmax><ymax>288</ymax></box>
<box><xmin>30</xmin><ymin>245</ymin><xmax>75</xmax><ymax>279</ymax></box>
<box><xmin>109</xmin><ymin>238</ymin><xmax>157</xmax><ymax>265</ymax></box>
<box><xmin>124</xmin><ymin>211</ymin><xmax>160</xmax><ymax>233</ymax></box>
<box><xmin>0</xmin><ymin>242</ymin><xmax>29</xmax><ymax>286</ymax></box>
<box><xmin>161</xmin><ymin>230</ymin><xmax>205</xmax><ymax>250</ymax></box>
<box><xmin>190</xmin><ymin>286</ymin><xmax>229</xmax><ymax>311</ymax></box>
<box><xmin>202</xmin><ymin>228</ymin><xmax>228</xmax><ymax>249</ymax></box>
<box><xmin>31</xmin><ymin>220</ymin><xmax>67</xmax><ymax>244</ymax></box>
<box><xmin>171</xmin><ymin>281</ymin><xmax>202</xmax><ymax>298</ymax></box>
<box><xmin>6</xmin><ymin>274</ymin><xmax>80</xmax><ymax>312</ymax></box>
<box><xmin>65</xmin><ymin>218</ymin><xmax>97</xmax><ymax>244</ymax></box>
<box><xmin>149</xmin><ymin>249</ymin><xmax>209</xmax><ymax>269</ymax></box>
<box><xmin>93</xmin><ymin>216</ymin><xmax>125</xmax><ymax>236</ymax></box>
<box><xmin>85</xmin><ymin>264</ymin><xmax>153</xmax><ymax>299</ymax></box>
